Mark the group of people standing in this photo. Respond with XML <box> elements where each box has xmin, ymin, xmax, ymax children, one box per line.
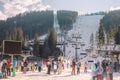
<box><xmin>0</xmin><ymin>58</ymin><xmax>30</xmax><ymax>79</ymax></box>
<box><xmin>0</xmin><ymin>57</ymin><xmax>116</xmax><ymax>80</ymax></box>
<box><xmin>46</xmin><ymin>59</ymin><xmax>64</xmax><ymax>75</ymax></box>
<box><xmin>92</xmin><ymin>60</ymin><xmax>113</xmax><ymax>80</ymax></box>
<box><xmin>70</xmin><ymin>58</ymin><xmax>114</xmax><ymax>80</ymax></box>
<box><xmin>71</xmin><ymin>59</ymin><xmax>88</xmax><ymax>75</ymax></box>
<box><xmin>0</xmin><ymin>59</ymin><xmax>17</xmax><ymax>78</ymax></box>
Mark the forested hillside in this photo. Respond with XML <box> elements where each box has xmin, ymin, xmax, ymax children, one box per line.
<box><xmin>101</xmin><ymin>10</ymin><xmax>120</xmax><ymax>32</ymax></box>
<box><xmin>0</xmin><ymin>10</ymin><xmax>54</xmax><ymax>41</ymax></box>
<box><xmin>0</xmin><ymin>10</ymin><xmax>78</xmax><ymax>43</ymax></box>
<box><xmin>57</xmin><ymin>10</ymin><xmax>78</xmax><ymax>31</ymax></box>
<box><xmin>100</xmin><ymin>10</ymin><xmax>120</xmax><ymax>44</ymax></box>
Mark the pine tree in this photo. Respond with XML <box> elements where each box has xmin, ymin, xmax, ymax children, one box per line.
<box><xmin>95</xmin><ymin>31</ymin><xmax>99</xmax><ymax>46</ymax></box>
<box><xmin>23</xmin><ymin>35</ymin><xmax>29</xmax><ymax>46</ymax></box>
<box><xmin>16</xmin><ymin>27</ymin><xmax>24</xmax><ymax>42</ymax></box>
<box><xmin>90</xmin><ymin>32</ymin><xmax>94</xmax><ymax>50</ymax></box>
<box><xmin>5</xmin><ymin>31</ymin><xmax>9</xmax><ymax>40</ymax></box>
<box><xmin>8</xmin><ymin>34</ymin><xmax>12</xmax><ymax>40</ymax></box>
<box><xmin>47</xmin><ymin>28</ymin><xmax>57</xmax><ymax>55</ymax></box>
<box><xmin>107</xmin><ymin>26</ymin><xmax>117</xmax><ymax>44</ymax></box>
<box><xmin>34</xmin><ymin>33</ymin><xmax>39</xmax><ymax>44</ymax></box>
<box><xmin>98</xmin><ymin>23</ymin><xmax>105</xmax><ymax>45</ymax></box>
<box><xmin>12</xmin><ymin>27</ymin><xmax>17</xmax><ymax>40</ymax></box>
<box><xmin>5</xmin><ymin>31</ymin><xmax>12</xmax><ymax>40</ymax></box>
<box><xmin>115</xmin><ymin>26</ymin><xmax>120</xmax><ymax>44</ymax></box>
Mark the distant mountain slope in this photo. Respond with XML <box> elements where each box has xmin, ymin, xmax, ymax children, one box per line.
<box><xmin>57</xmin><ymin>10</ymin><xmax>78</xmax><ymax>31</ymax></box>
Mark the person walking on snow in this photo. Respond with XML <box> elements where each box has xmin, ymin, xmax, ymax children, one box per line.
<box><xmin>97</xmin><ymin>62</ymin><xmax>103</xmax><ymax>80</ymax></box>
<box><xmin>76</xmin><ymin>61</ymin><xmax>81</xmax><ymax>74</ymax></box>
<box><xmin>71</xmin><ymin>59</ymin><xmax>76</xmax><ymax>75</ymax></box>
<box><xmin>37</xmin><ymin>60</ymin><xmax>42</xmax><ymax>72</ymax></box>
<box><xmin>92</xmin><ymin>62</ymin><xmax>99</xmax><ymax>80</ymax></box>
<box><xmin>12</xmin><ymin>60</ymin><xmax>17</xmax><ymax>77</ymax></box>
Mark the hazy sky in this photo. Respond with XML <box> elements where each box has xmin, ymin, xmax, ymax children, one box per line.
<box><xmin>0</xmin><ymin>0</ymin><xmax>120</xmax><ymax>20</ymax></box>
<box><xmin>43</xmin><ymin>0</ymin><xmax>120</xmax><ymax>13</ymax></box>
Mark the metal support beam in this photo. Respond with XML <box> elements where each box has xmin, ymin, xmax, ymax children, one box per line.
<box><xmin>72</xmin><ymin>44</ymin><xmax>80</xmax><ymax>62</ymax></box>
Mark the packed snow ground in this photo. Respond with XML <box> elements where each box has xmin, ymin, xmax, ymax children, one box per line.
<box><xmin>1</xmin><ymin>68</ymin><xmax>120</xmax><ymax>80</ymax></box>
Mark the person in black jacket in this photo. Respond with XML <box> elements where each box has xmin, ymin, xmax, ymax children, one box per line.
<box><xmin>1</xmin><ymin>60</ymin><xmax>7</xmax><ymax>78</ymax></box>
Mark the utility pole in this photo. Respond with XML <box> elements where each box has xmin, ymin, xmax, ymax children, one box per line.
<box><xmin>59</xmin><ymin>29</ymin><xmax>68</xmax><ymax>57</ymax></box>
<box><xmin>72</xmin><ymin>33</ymin><xmax>81</xmax><ymax>62</ymax></box>
<box><xmin>72</xmin><ymin>44</ymin><xmax>80</xmax><ymax>62</ymax></box>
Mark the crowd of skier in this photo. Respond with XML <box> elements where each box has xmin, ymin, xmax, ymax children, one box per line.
<box><xmin>0</xmin><ymin>56</ymin><xmax>119</xmax><ymax>80</ymax></box>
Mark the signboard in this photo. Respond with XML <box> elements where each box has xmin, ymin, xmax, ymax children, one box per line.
<box><xmin>3</xmin><ymin>40</ymin><xmax>22</xmax><ymax>54</ymax></box>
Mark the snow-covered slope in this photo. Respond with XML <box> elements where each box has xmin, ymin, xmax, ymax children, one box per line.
<box><xmin>64</xmin><ymin>15</ymin><xmax>104</xmax><ymax>60</ymax></box>
<box><xmin>69</xmin><ymin>15</ymin><xmax>104</xmax><ymax>46</ymax></box>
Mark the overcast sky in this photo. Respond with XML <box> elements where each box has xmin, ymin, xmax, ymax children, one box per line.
<box><xmin>0</xmin><ymin>0</ymin><xmax>120</xmax><ymax>20</ymax></box>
